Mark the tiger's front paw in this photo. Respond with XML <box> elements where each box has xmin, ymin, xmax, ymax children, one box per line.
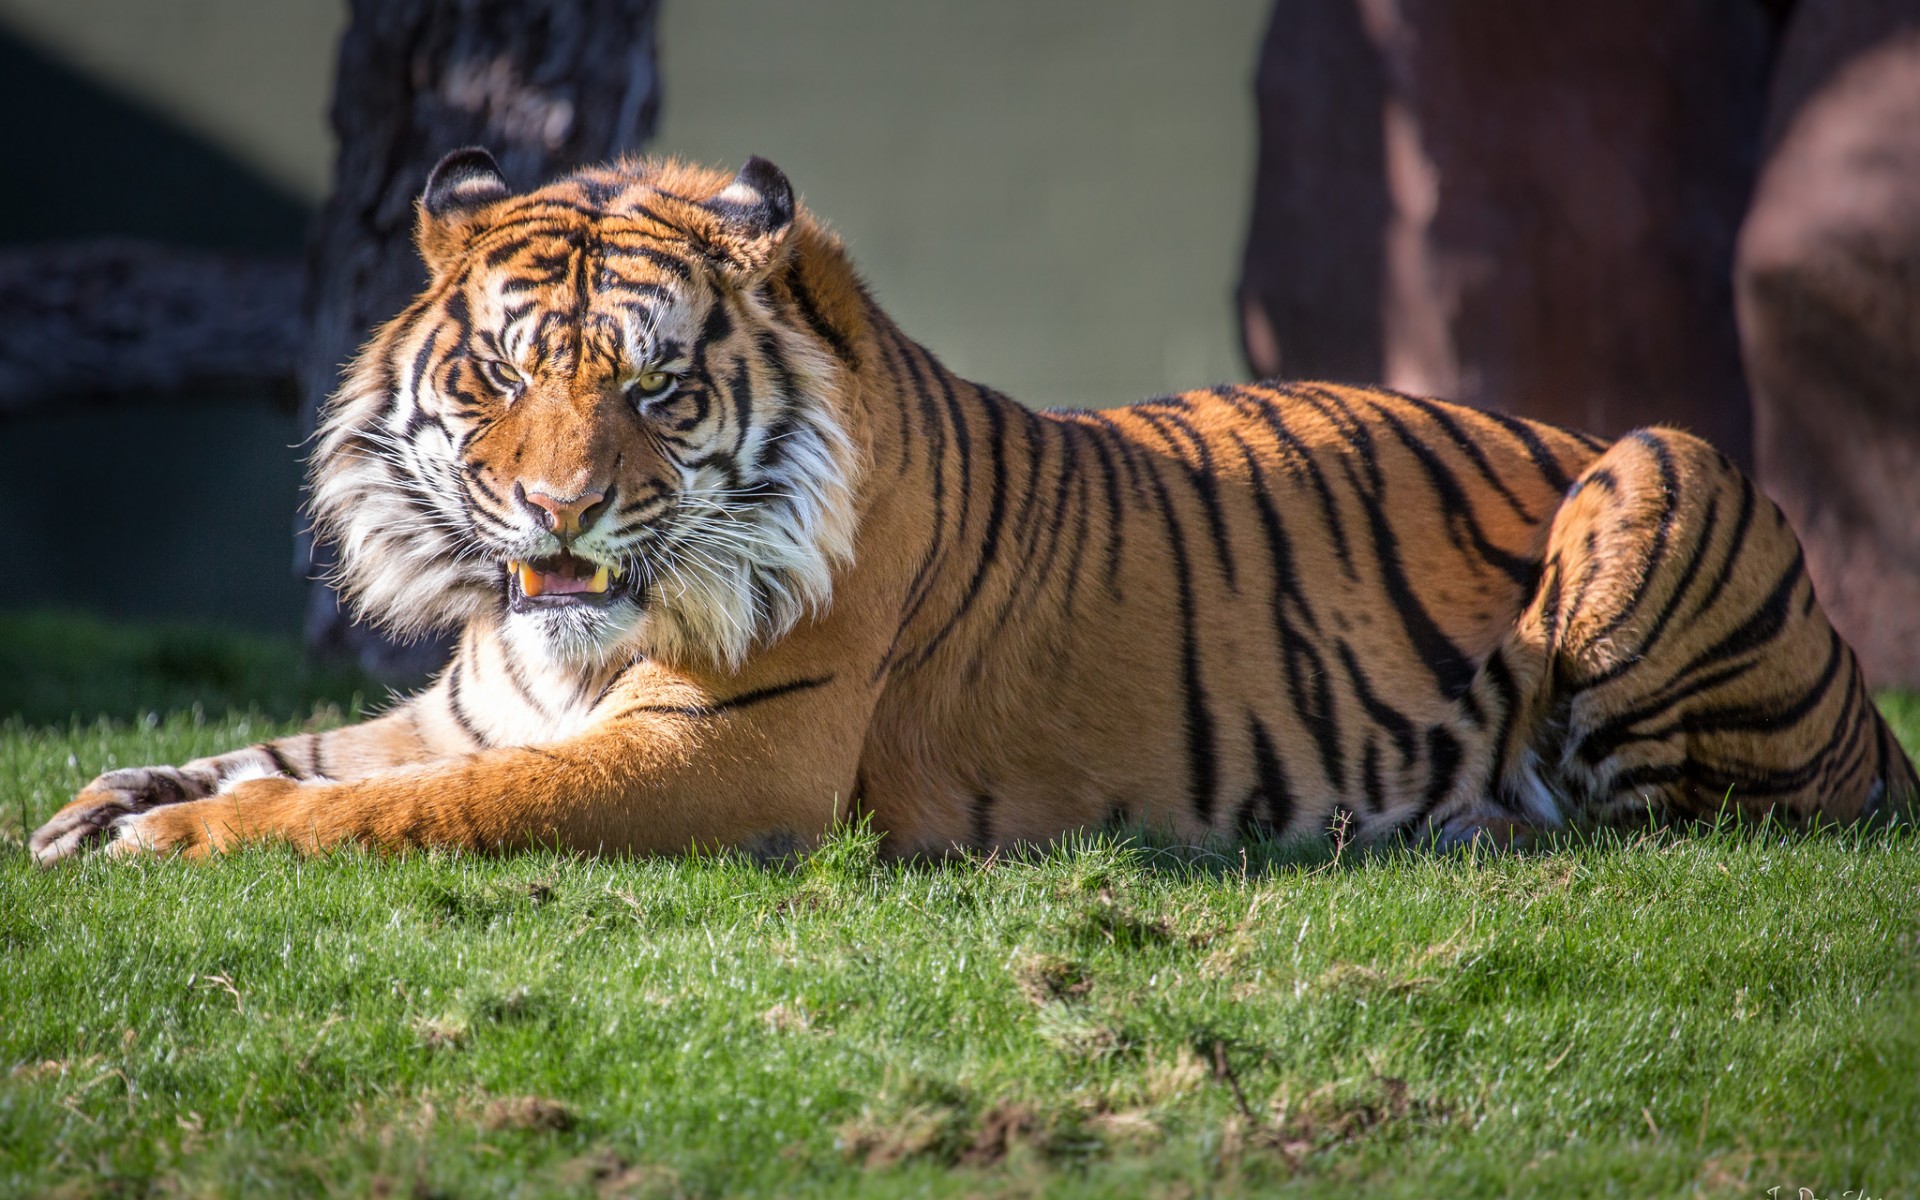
<box><xmin>104</xmin><ymin>777</ymin><xmax>307</xmax><ymax>860</ymax></box>
<box><xmin>29</xmin><ymin>766</ymin><xmax>218</xmax><ymax>866</ymax></box>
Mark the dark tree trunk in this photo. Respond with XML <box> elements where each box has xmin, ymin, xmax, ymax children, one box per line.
<box><xmin>1239</xmin><ymin>0</ymin><xmax>1773</xmax><ymax>467</ymax></box>
<box><xmin>299</xmin><ymin>0</ymin><xmax>661</xmax><ymax>680</ymax></box>
<box><xmin>1736</xmin><ymin>0</ymin><xmax>1920</xmax><ymax>687</ymax></box>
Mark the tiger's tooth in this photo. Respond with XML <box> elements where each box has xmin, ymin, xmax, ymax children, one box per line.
<box><xmin>588</xmin><ymin>565</ymin><xmax>610</xmax><ymax>593</ymax></box>
<box><xmin>518</xmin><ymin>563</ymin><xmax>544</xmax><ymax>597</ymax></box>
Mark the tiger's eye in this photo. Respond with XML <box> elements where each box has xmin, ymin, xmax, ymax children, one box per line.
<box><xmin>630</xmin><ymin>369</ymin><xmax>676</xmax><ymax>398</ymax></box>
<box><xmin>476</xmin><ymin>357</ymin><xmax>524</xmax><ymax>397</ymax></box>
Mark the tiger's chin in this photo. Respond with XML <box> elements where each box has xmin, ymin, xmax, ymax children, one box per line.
<box><xmin>502</xmin><ymin>593</ymin><xmax>648</xmax><ymax>667</ymax></box>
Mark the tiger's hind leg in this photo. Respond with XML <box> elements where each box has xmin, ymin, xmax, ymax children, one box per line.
<box><xmin>1497</xmin><ymin>427</ymin><xmax>1916</xmax><ymax>831</ymax></box>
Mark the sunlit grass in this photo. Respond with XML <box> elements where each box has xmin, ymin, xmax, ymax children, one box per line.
<box><xmin>2</xmin><ymin>613</ymin><xmax>1917</xmax><ymax>1198</ymax></box>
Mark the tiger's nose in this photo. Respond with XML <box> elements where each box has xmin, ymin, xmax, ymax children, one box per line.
<box><xmin>515</xmin><ymin>484</ymin><xmax>608</xmax><ymax>539</ymax></box>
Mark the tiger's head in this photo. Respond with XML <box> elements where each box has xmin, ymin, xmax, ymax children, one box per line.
<box><xmin>310</xmin><ymin>151</ymin><xmax>863</xmax><ymax>670</ymax></box>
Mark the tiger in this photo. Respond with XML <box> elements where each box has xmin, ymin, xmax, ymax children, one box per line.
<box><xmin>29</xmin><ymin>149</ymin><xmax>1916</xmax><ymax>865</ymax></box>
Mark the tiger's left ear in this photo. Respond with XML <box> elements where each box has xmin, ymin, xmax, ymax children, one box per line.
<box><xmin>698</xmin><ymin>156</ymin><xmax>795</xmax><ymax>278</ymax></box>
<box><xmin>415</xmin><ymin>147</ymin><xmax>512</xmax><ymax>272</ymax></box>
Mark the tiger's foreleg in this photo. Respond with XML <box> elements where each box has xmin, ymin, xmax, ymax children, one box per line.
<box><xmin>1500</xmin><ymin>427</ymin><xmax>1916</xmax><ymax>830</ymax></box>
<box><xmin>28</xmin><ymin>678</ymin><xmax>477</xmax><ymax>864</ymax></box>
<box><xmin>88</xmin><ymin>677</ymin><xmax>863</xmax><ymax>860</ymax></box>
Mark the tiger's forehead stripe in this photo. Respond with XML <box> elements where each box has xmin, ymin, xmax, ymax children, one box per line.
<box><xmin>457</xmin><ymin>232</ymin><xmax>705</xmax><ymax>375</ymax></box>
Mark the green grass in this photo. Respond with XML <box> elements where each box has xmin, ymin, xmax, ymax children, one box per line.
<box><xmin>2</xmin><ymin>612</ymin><xmax>1917</xmax><ymax>1198</ymax></box>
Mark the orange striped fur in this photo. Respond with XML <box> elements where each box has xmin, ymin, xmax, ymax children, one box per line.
<box><xmin>32</xmin><ymin>153</ymin><xmax>1915</xmax><ymax>864</ymax></box>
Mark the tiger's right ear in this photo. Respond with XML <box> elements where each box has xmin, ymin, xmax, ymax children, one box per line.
<box><xmin>415</xmin><ymin>147</ymin><xmax>511</xmax><ymax>270</ymax></box>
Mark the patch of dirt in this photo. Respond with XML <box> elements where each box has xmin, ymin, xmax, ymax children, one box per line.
<box><xmin>762</xmin><ymin>1001</ymin><xmax>830</xmax><ymax>1034</ymax></box>
<box><xmin>1012</xmin><ymin>954</ymin><xmax>1091</xmax><ymax>1006</ymax></box>
<box><xmin>1258</xmin><ymin>1074</ymin><xmax>1451</xmax><ymax>1162</ymax></box>
<box><xmin>1690</xmin><ymin>1148</ymin><xmax>1816</xmax><ymax>1197</ymax></box>
<box><xmin>10</xmin><ymin>1057</ymin><xmax>101</xmax><ymax>1083</ymax></box>
<box><xmin>1142</xmin><ymin>1045</ymin><xmax>1209</xmax><ymax>1105</ymax></box>
<box><xmin>837</xmin><ymin>1103</ymin><xmax>962</xmax><ymax>1169</ymax></box>
<box><xmin>957</xmin><ymin>1102</ymin><xmax>1037</xmax><ymax>1167</ymax></box>
<box><xmin>556</xmin><ymin>1150</ymin><xmax>684</xmax><ymax>1199</ymax></box>
<box><xmin>481</xmin><ymin>1095</ymin><xmax>576</xmax><ymax>1133</ymax></box>
<box><xmin>1085</xmin><ymin>1107</ymin><xmax>1163</xmax><ymax>1151</ymax></box>
<box><xmin>1311</xmin><ymin>963</ymin><xmax>1440</xmax><ymax>997</ymax></box>
<box><xmin>410</xmin><ymin>1014</ymin><xmax>470</xmax><ymax>1050</ymax></box>
<box><xmin>1034</xmin><ymin>1005</ymin><xmax>1135</xmax><ymax>1062</ymax></box>
<box><xmin>1072</xmin><ymin>887</ymin><xmax>1173</xmax><ymax>949</ymax></box>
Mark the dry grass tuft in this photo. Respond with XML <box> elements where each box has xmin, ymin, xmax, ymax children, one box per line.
<box><xmin>1012</xmin><ymin>953</ymin><xmax>1092</xmax><ymax>1006</ymax></box>
<box><xmin>481</xmin><ymin>1095</ymin><xmax>576</xmax><ymax>1133</ymax></box>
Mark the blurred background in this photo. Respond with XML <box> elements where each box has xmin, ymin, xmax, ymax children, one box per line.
<box><xmin>1</xmin><ymin>0</ymin><xmax>1916</xmax><ymax>690</ymax></box>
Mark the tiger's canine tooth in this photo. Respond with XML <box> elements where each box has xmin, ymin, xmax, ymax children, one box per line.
<box><xmin>588</xmin><ymin>565</ymin><xmax>610</xmax><ymax>593</ymax></box>
<box><xmin>517</xmin><ymin>562</ymin><xmax>544</xmax><ymax>597</ymax></box>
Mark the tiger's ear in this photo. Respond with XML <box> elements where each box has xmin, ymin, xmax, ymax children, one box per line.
<box><xmin>415</xmin><ymin>147</ymin><xmax>511</xmax><ymax>271</ymax></box>
<box><xmin>698</xmin><ymin>156</ymin><xmax>795</xmax><ymax>278</ymax></box>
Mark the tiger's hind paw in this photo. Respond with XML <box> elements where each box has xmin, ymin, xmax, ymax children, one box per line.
<box><xmin>1430</xmin><ymin>811</ymin><xmax>1545</xmax><ymax>854</ymax></box>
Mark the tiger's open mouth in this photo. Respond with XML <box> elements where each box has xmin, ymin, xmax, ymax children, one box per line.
<box><xmin>505</xmin><ymin>551</ymin><xmax>636</xmax><ymax>611</ymax></box>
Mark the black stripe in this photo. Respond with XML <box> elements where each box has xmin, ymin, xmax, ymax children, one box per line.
<box><xmin>785</xmin><ymin>270</ymin><xmax>855</xmax><ymax>364</ymax></box>
<box><xmin>873</xmin><ymin>332</ymin><xmax>950</xmax><ymax>678</ymax></box>
<box><xmin>1481</xmin><ymin>652</ymin><xmax>1528</xmax><ymax>814</ymax></box>
<box><xmin>594</xmin><ymin>240</ymin><xmax>696</xmax><ymax>282</ymax></box>
<box><xmin>1244</xmin><ymin>717</ymin><xmax>1296</xmax><ymax>835</ymax></box>
<box><xmin>987</xmin><ymin>412</ymin><xmax>1077</xmax><ymax>629</ymax></box>
<box><xmin>1337</xmin><ymin>641</ymin><xmax>1417</xmax><ymax>767</ymax></box>
<box><xmin>971</xmin><ymin>794</ymin><xmax>995</xmax><ymax>848</ymax></box>
<box><xmin>1689</xmin><ymin>474</ymin><xmax>1758</xmax><ymax>626</ymax></box>
<box><xmin>1132</xmin><ymin>404</ymin><xmax>1239</xmax><ymax>590</ymax></box>
<box><xmin>1577</xmin><ymin>431</ymin><xmax>1680</xmax><ymax>645</ymax></box>
<box><xmin>1140</xmin><ymin>458</ymin><xmax>1219</xmax><ymax>825</ymax></box>
<box><xmin>1419</xmin><ymin>725</ymin><xmax>1463</xmax><ymax>819</ymax></box>
<box><xmin>1474</xmin><ymin>406</ymin><xmax>1584</xmax><ymax>493</ymax></box>
<box><xmin>496</xmin><ymin>637</ymin><xmax>557</xmax><ymax>721</ymax></box>
<box><xmin>1061</xmin><ymin>415</ymin><xmax>1129</xmax><ymax>598</ymax></box>
<box><xmin>908</xmin><ymin>381</ymin><xmax>1010</xmax><ymax>671</ymax></box>
<box><xmin>1575</xmin><ymin>556</ymin><xmax>1822</xmax><ymax>769</ymax></box>
<box><xmin>1234</xmin><ymin>385</ymin><xmax>1355</xmax><ymax>578</ymax></box>
<box><xmin>1334</xmin><ymin>445</ymin><xmax>1478</xmax><ymax>702</ymax></box>
<box><xmin>1663</xmin><ymin>626</ymin><xmax>1846</xmax><ymax>741</ymax></box>
<box><xmin>263</xmin><ymin>743</ymin><xmax>303</xmax><ymax>780</ymax></box>
<box><xmin>620</xmin><ymin>674</ymin><xmax>835</xmax><ymax>719</ymax></box>
<box><xmin>1285</xmin><ymin>631</ymin><xmax>1346</xmax><ymax>795</ymax></box>
<box><xmin>306</xmin><ymin>732</ymin><xmax>329</xmax><ymax>780</ymax></box>
<box><xmin>446</xmin><ymin>660</ymin><xmax>488</xmax><ymax>746</ymax></box>
<box><xmin>1383</xmin><ymin>391</ymin><xmax>1540</xmax><ymax>522</ymax></box>
<box><xmin>1370</xmin><ymin>401</ymin><xmax>1537</xmax><ymax>587</ymax></box>
<box><xmin>1058</xmin><ymin>427</ymin><xmax>1097</xmax><ymax>613</ymax></box>
<box><xmin>1360</xmin><ymin>741</ymin><xmax>1384</xmax><ymax>813</ymax></box>
<box><xmin>976</xmin><ymin>405</ymin><xmax>1052</xmax><ymax>641</ymax></box>
<box><xmin>1579</xmin><ymin>491</ymin><xmax>1723</xmax><ymax>690</ymax></box>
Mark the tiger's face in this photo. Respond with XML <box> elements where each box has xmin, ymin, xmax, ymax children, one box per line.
<box><xmin>311</xmin><ymin>152</ymin><xmax>859</xmax><ymax>669</ymax></box>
